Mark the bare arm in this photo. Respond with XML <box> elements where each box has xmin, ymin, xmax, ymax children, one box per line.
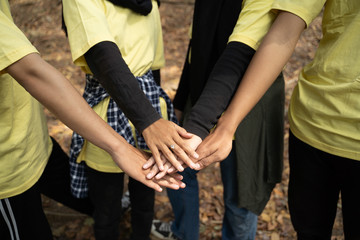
<box><xmin>196</xmin><ymin>11</ymin><xmax>306</xmax><ymax>168</ymax></box>
<box><xmin>6</xmin><ymin>53</ymin><xmax>184</xmax><ymax>191</ymax></box>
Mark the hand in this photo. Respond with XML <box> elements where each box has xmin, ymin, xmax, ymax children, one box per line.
<box><xmin>194</xmin><ymin>127</ymin><xmax>233</xmax><ymax>170</ymax></box>
<box><xmin>143</xmin><ymin>134</ymin><xmax>202</xmax><ymax>179</ymax></box>
<box><xmin>142</xmin><ymin>118</ymin><xmax>200</xmax><ymax>172</ymax></box>
<box><xmin>110</xmin><ymin>141</ymin><xmax>186</xmax><ymax>192</ymax></box>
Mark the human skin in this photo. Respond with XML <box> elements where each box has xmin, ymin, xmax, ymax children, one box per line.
<box><xmin>7</xmin><ymin>53</ymin><xmax>185</xmax><ymax>192</ymax></box>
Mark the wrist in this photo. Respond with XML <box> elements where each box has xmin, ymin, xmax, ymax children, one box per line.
<box><xmin>215</xmin><ymin>116</ymin><xmax>236</xmax><ymax>138</ymax></box>
<box><xmin>106</xmin><ymin>134</ymin><xmax>129</xmax><ymax>158</ymax></box>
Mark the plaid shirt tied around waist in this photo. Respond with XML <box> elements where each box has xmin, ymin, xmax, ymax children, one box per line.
<box><xmin>69</xmin><ymin>70</ymin><xmax>178</xmax><ymax>198</ymax></box>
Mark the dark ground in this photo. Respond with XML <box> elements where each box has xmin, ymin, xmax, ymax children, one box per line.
<box><xmin>10</xmin><ymin>0</ymin><xmax>344</xmax><ymax>239</ymax></box>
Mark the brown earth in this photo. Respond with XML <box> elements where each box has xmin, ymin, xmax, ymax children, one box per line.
<box><xmin>10</xmin><ymin>0</ymin><xmax>344</xmax><ymax>239</ymax></box>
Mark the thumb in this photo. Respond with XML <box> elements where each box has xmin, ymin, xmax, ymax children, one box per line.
<box><xmin>195</xmin><ymin>155</ymin><xmax>218</xmax><ymax>170</ymax></box>
<box><xmin>140</xmin><ymin>179</ymin><xmax>163</xmax><ymax>192</ymax></box>
<box><xmin>196</xmin><ymin>141</ymin><xmax>216</xmax><ymax>160</ymax></box>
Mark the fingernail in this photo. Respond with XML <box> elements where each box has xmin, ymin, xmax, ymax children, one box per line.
<box><xmin>158</xmin><ymin>187</ymin><xmax>163</xmax><ymax>192</ymax></box>
<box><xmin>195</xmin><ymin>163</ymin><xmax>201</xmax><ymax>169</ymax></box>
<box><xmin>159</xmin><ymin>165</ymin><xmax>164</xmax><ymax>171</ymax></box>
<box><xmin>193</xmin><ymin>153</ymin><xmax>199</xmax><ymax>159</ymax></box>
<box><xmin>181</xmin><ymin>183</ymin><xmax>186</xmax><ymax>188</ymax></box>
<box><xmin>147</xmin><ymin>173</ymin><xmax>153</xmax><ymax>179</ymax></box>
<box><xmin>178</xmin><ymin>166</ymin><xmax>184</xmax><ymax>172</ymax></box>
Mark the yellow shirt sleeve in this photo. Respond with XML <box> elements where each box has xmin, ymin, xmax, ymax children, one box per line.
<box><xmin>228</xmin><ymin>0</ymin><xmax>277</xmax><ymax>50</ymax></box>
<box><xmin>63</xmin><ymin>0</ymin><xmax>164</xmax><ymax>76</ymax></box>
<box><xmin>271</xmin><ymin>0</ymin><xmax>326</xmax><ymax>27</ymax></box>
<box><xmin>62</xmin><ymin>0</ymin><xmax>114</xmax><ymax>72</ymax></box>
<box><xmin>0</xmin><ymin>9</ymin><xmax>38</xmax><ymax>73</ymax></box>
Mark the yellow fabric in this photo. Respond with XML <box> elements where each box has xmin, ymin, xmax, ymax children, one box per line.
<box><xmin>0</xmin><ymin>2</ymin><xmax>52</xmax><ymax>198</ymax></box>
<box><xmin>62</xmin><ymin>0</ymin><xmax>164</xmax><ymax>77</ymax></box>
<box><xmin>77</xmin><ymin>97</ymin><xmax>168</xmax><ymax>172</ymax></box>
<box><xmin>274</xmin><ymin>0</ymin><xmax>360</xmax><ymax>160</ymax></box>
<box><xmin>228</xmin><ymin>0</ymin><xmax>277</xmax><ymax>50</ymax></box>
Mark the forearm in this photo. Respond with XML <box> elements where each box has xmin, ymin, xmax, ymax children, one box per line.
<box><xmin>216</xmin><ymin>11</ymin><xmax>305</xmax><ymax>136</ymax></box>
<box><xmin>183</xmin><ymin>42</ymin><xmax>255</xmax><ymax>139</ymax></box>
<box><xmin>7</xmin><ymin>53</ymin><xmax>127</xmax><ymax>155</ymax></box>
<box><xmin>85</xmin><ymin>41</ymin><xmax>160</xmax><ymax>133</ymax></box>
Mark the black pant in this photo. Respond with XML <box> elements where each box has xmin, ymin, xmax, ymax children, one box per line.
<box><xmin>86</xmin><ymin>165</ymin><xmax>155</xmax><ymax>240</ymax></box>
<box><xmin>0</xmin><ymin>138</ymin><xmax>94</xmax><ymax>240</ymax></box>
<box><xmin>0</xmin><ymin>182</ymin><xmax>53</xmax><ymax>240</ymax></box>
<box><xmin>39</xmin><ymin>137</ymin><xmax>94</xmax><ymax>215</ymax></box>
<box><xmin>288</xmin><ymin>131</ymin><xmax>360</xmax><ymax>240</ymax></box>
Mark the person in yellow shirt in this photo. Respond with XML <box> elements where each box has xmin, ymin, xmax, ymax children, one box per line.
<box><xmin>196</xmin><ymin>0</ymin><xmax>360</xmax><ymax>238</ymax></box>
<box><xmin>62</xmin><ymin>0</ymin><xmax>198</xmax><ymax>239</ymax></box>
<box><xmin>0</xmin><ymin>1</ymin><xmax>183</xmax><ymax>239</ymax></box>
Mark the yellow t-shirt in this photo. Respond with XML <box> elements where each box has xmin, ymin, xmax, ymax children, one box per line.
<box><xmin>0</xmin><ymin>1</ymin><xmax>52</xmax><ymax>198</ymax></box>
<box><xmin>273</xmin><ymin>0</ymin><xmax>360</xmax><ymax>160</ymax></box>
<box><xmin>228</xmin><ymin>0</ymin><xmax>277</xmax><ymax>50</ymax></box>
<box><xmin>63</xmin><ymin>0</ymin><xmax>166</xmax><ymax>172</ymax></box>
<box><xmin>62</xmin><ymin>0</ymin><xmax>164</xmax><ymax>77</ymax></box>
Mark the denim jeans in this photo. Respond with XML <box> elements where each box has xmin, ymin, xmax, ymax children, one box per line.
<box><xmin>221</xmin><ymin>148</ymin><xmax>258</xmax><ymax>240</ymax></box>
<box><xmin>167</xmin><ymin>168</ymin><xmax>200</xmax><ymax>240</ymax></box>
<box><xmin>167</xmin><ymin>148</ymin><xmax>257</xmax><ymax>240</ymax></box>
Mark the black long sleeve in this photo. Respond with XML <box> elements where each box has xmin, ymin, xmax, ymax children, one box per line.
<box><xmin>183</xmin><ymin>41</ymin><xmax>255</xmax><ymax>139</ymax></box>
<box><xmin>84</xmin><ymin>41</ymin><xmax>160</xmax><ymax>133</ymax></box>
<box><xmin>173</xmin><ymin>41</ymin><xmax>191</xmax><ymax>112</ymax></box>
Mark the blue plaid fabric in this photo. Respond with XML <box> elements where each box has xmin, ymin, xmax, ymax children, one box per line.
<box><xmin>69</xmin><ymin>70</ymin><xmax>178</xmax><ymax>198</ymax></box>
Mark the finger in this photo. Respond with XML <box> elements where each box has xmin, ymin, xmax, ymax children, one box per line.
<box><xmin>173</xmin><ymin>134</ymin><xmax>200</xmax><ymax>160</ymax></box>
<box><xmin>167</xmin><ymin>159</ymin><xmax>184</xmax><ymax>173</ymax></box>
<box><xmin>161</xmin><ymin>145</ymin><xmax>184</xmax><ymax>172</ymax></box>
<box><xmin>196</xmin><ymin>142</ymin><xmax>216</xmax><ymax>160</ymax></box>
<box><xmin>166</xmin><ymin>174</ymin><xmax>186</xmax><ymax>188</ymax></box>
<box><xmin>174</xmin><ymin>124</ymin><xmax>193</xmax><ymax>139</ymax></box>
<box><xmin>143</xmin><ymin>156</ymin><xmax>156</xmax><ymax>170</ymax></box>
<box><xmin>195</xmin><ymin>152</ymin><xmax>222</xmax><ymax>170</ymax></box>
<box><xmin>156</xmin><ymin>175</ymin><xmax>186</xmax><ymax>189</ymax></box>
<box><xmin>154</xmin><ymin>169</ymin><xmax>168</xmax><ymax>179</ymax></box>
<box><xmin>171</xmin><ymin>145</ymin><xmax>200</xmax><ymax>169</ymax></box>
<box><xmin>146</xmin><ymin>163</ymin><xmax>160</xmax><ymax>179</ymax></box>
<box><xmin>195</xmin><ymin>157</ymin><xmax>212</xmax><ymax>170</ymax></box>
<box><xmin>169</xmin><ymin>172</ymin><xmax>183</xmax><ymax>181</ymax></box>
<box><xmin>140</xmin><ymin>179</ymin><xmax>163</xmax><ymax>192</ymax></box>
<box><xmin>155</xmin><ymin>178</ymin><xmax>180</xmax><ymax>190</ymax></box>
<box><xmin>150</xmin><ymin>147</ymin><xmax>164</xmax><ymax>171</ymax></box>
<box><xmin>155</xmin><ymin>161</ymin><xmax>173</xmax><ymax>179</ymax></box>
<box><xmin>167</xmin><ymin>166</ymin><xmax>176</xmax><ymax>173</ymax></box>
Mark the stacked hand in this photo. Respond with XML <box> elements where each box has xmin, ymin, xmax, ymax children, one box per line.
<box><xmin>141</xmin><ymin>113</ymin><xmax>235</xmax><ymax>185</ymax></box>
<box><xmin>143</xmin><ymin>135</ymin><xmax>202</xmax><ymax>180</ymax></box>
<box><xmin>142</xmin><ymin>118</ymin><xmax>200</xmax><ymax>171</ymax></box>
<box><xmin>110</xmin><ymin>141</ymin><xmax>187</xmax><ymax>192</ymax></box>
<box><xmin>194</xmin><ymin>126</ymin><xmax>233</xmax><ymax>169</ymax></box>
